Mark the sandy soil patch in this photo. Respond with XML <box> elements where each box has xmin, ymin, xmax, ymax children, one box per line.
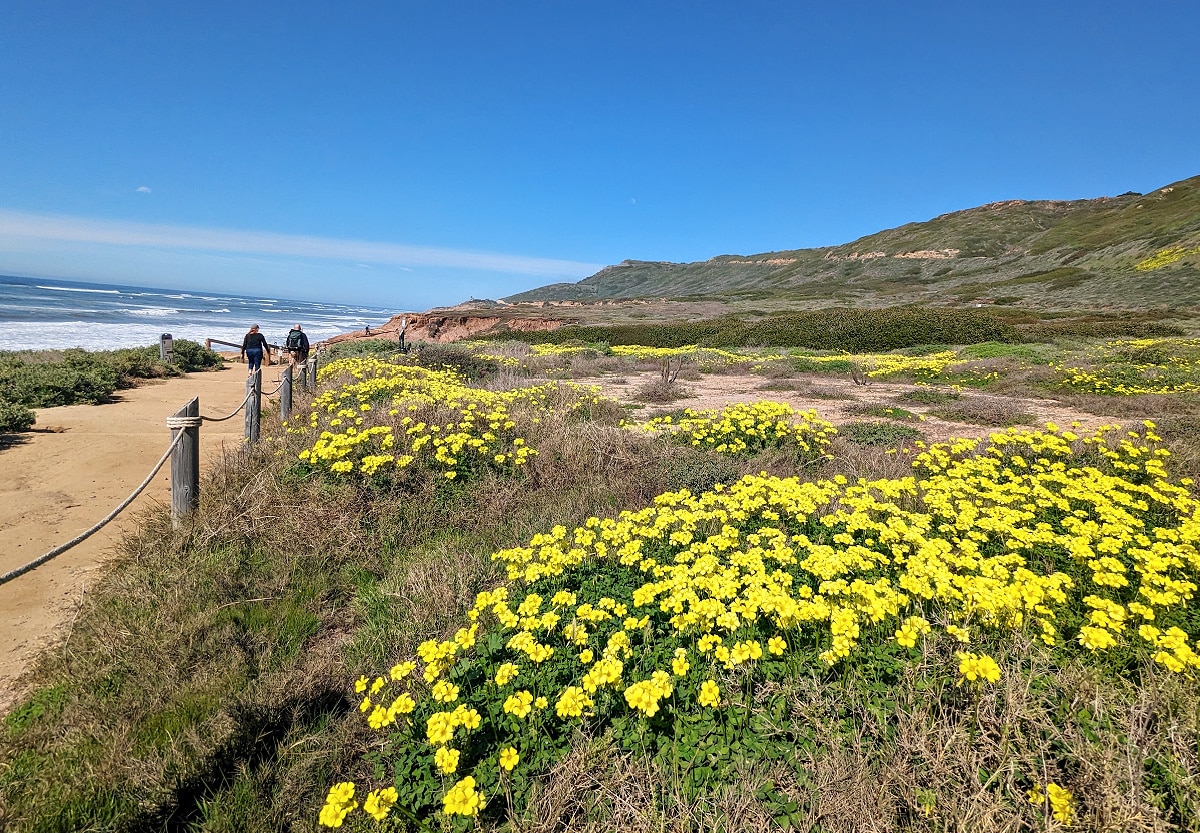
<box><xmin>574</xmin><ymin>369</ymin><xmax>1124</xmax><ymax>443</ymax></box>
<box><xmin>0</xmin><ymin>359</ymin><xmax>288</xmax><ymax>711</ymax></box>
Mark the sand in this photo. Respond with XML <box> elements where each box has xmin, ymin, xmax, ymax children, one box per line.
<box><xmin>0</xmin><ymin>359</ymin><xmax>285</xmax><ymax>710</ymax></box>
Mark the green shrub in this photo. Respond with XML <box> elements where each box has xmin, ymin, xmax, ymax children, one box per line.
<box><xmin>0</xmin><ymin>342</ymin><xmax>222</xmax><ymax>411</ymax></box>
<box><xmin>325</xmin><ymin>338</ymin><xmax>402</xmax><ymax>360</ymax></box>
<box><xmin>0</xmin><ymin>397</ymin><xmax>35</xmax><ymax>432</ymax></box>
<box><xmin>896</xmin><ymin>388</ymin><xmax>960</xmax><ymax>405</ymax></box>
<box><xmin>170</xmin><ymin>339</ymin><xmax>223</xmax><ymax>371</ymax></box>
<box><xmin>1017</xmin><ymin>321</ymin><xmax>1184</xmax><ymax>341</ymax></box>
<box><xmin>0</xmin><ymin>354</ymin><xmax>120</xmax><ymax>407</ymax></box>
<box><xmin>493</xmin><ymin>307</ymin><xmax>1019</xmax><ymax>352</ymax></box>
<box><xmin>839</xmin><ymin>420</ymin><xmax>924</xmax><ymax>446</ymax></box>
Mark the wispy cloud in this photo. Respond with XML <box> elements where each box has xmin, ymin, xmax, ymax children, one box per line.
<box><xmin>135</xmin><ymin>185</ymin><xmax>152</xmax><ymax>194</ymax></box>
<box><xmin>0</xmin><ymin>210</ymin><xmax>604</xmax><ymax>278</ymax></box>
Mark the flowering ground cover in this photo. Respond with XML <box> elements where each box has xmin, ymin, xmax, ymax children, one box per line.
<box><xmin>464</xmin><ymin>336</ymin><xmax>1200</xmax><ymax>398</ymax></box>
<box><xmin>320</xmin><ymin>411</ymin><xmax>1200</xmax><ymax>828</ymax></box>
<box><xmin>296</xmin><ymin>356</ymin><xmax>607</xmax><ymax>481</ymax></box>
<box><xmin>5</xmin><ymin>336</ymin><xmax>1200</xmax><ymax>833</ymax></box>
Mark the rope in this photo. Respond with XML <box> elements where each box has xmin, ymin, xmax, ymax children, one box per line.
<box><xmin>0</xmin><ymin>430</ymin><xmax>186</xmax><ymax>587</ymax></box>
<box><xmin>165</xmin><ymin>415</ymin><xmax>202</xmax><ymax>429</ymax></box>
<box><xmin>262</xmin><ymin>379</ymin><xmax>285</xmax><ymax>396</ymax></box>
<box><xmin>200</xmin><ymin>388</ymin><xmax>255</xmax><ymax>423</ymax></box>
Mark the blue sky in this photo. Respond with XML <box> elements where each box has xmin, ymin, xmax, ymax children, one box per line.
<box><xmin>1</xmin><ymin>1</ymin><xmax>1197</xmax><ymax>309</ymax></box>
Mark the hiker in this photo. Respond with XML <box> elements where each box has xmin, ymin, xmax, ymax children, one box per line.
<box><xmin>239</xmin><ymin>324</ymin><xmax>270</xmax><ymax>375</ymax></box>
<box><xmin>397</xmin><ymin>315</ymin><xmax>407</xmax><ymax>352</ymax></box>
<box><xmin>285</xmin><ymin>323</ymin><xmax>310</xmax><ymax>368</ymax></box>
<box><xmin>364</xmin><ymin>324</ymin><xmax>371</xmax><ymax>336</ymax></box>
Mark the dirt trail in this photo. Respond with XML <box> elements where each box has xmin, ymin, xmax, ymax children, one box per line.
<box><xmin>0</xmin><ymin>360</ymin><xmax>280</xmax><ymax>710</ymax></box>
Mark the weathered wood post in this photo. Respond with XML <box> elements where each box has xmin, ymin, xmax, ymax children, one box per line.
<box><xmin>245</xmin><ymin>370</ymin><xmax>262</xmax><ymax>443</ymax></box>
<box><xmin>310</xmin><ymin>351</ymin><xmax>320</xmax><ymax>390</ymax></box>
<box><xmin>168</xmin><ymin>397</ymin><xmax>200</xmax><ymax>528</ymax></box>
<box><xmin>281</xmin><ymin>363</ymin><xmax>293</xmax><ymax>423</ymax></box>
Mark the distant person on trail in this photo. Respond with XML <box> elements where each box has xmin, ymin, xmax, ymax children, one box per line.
<box><xmin>397</xmin><ymin>315</ymin><xmax>407</xmax><ymax>352</ymax></box>
<box><xmin>364</xmin><ymin>324</ymin><xmax>371</xmax><ymax>336</ymax></box>
<box><xmin>285</xmin><ymin>323</ymin><xmax>310</xmax><ymax>368</ymax></box>
<box><xmin>239</xmin><ymin>324</ymin><xmax>270</xmax><ymax>375</ymax></box>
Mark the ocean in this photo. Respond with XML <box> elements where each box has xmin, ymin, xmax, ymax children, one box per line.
<box><xmin>0</xmin><ymin>274</ymin><xmax>399</xmax><ymax>352</ymax></box>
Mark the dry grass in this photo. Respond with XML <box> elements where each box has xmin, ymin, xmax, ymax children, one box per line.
<box><xmin>928</xmin><ymin>395</ymin><xmax>1035</xmax><ymax>427</ymax></box>
<box><xmin>759</xmin><ymin>377</ymin><xmax>856</xmax><ymax>399</ymax></box>
<box><xmin>634</xmin><ymin>378</ymin><xmax>695</xmax><ymax>404</ymax></box>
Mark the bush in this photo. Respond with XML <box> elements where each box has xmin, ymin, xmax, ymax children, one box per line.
<box><xmin>493</xmin><ymin>307</ymin><xmax>1019</xmax><ymax>352</ymax></box>
<box><xmin>0</xmin><ymin>342</ymin><xmax>221</xmax><ymax>411</ymax></box>
<box><xmin>324</xmin><ymin>338</ymin><xmax>402</xmax><ymax>360</ymax></box>
<box><xmin>839</xmin><ymin>420</ymin><xmax>924</xmax><ymax>446</ymax></box>
<box><xmin>171</xmin><ymin>339</ymin><xmax>223</xmax><ymax>371</ymax></box>
<box><xmin>929</xmin><ymin>397</ymin><xmax>1034</xmax><ymax>427</ymax></box>
<box><xmin>0</xmin><ymin>354</ymin><xmax>120</xmax><ymax>407</ymax></box>
<box><xmin>896</xmin><ymin>388</ymin><xmax>961</xmax><ymax>405</ymax></box>
<box><xmin>0</xmin><ymin>397</ymin><xmax>35</xmax><ymax>432</ymax></box>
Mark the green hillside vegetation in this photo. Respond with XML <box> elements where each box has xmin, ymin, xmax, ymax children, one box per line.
<box><xmin>0</xmin><ymin>341</ymin><xmax>223</xmax><ymax>433</ymax></box>
<box><xmin>488</xmin><ymin>306</ymin><xmax>1182</xmax><ymax>352</ymax></box>
<box><xmin>504</xmin><ymin>174</ymin><xmax>1200</xmax><ymax>311</ymax></box>
<box><xmin>5</xmin><ymin>334</ymin><xmax>1200</xmax><ymax>831</ymax></box>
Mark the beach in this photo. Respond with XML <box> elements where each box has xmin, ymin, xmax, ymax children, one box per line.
<box><xmin>0</xmin><ymin>359</ymin><xmax>257</xmax><ymax>710</ymax></box>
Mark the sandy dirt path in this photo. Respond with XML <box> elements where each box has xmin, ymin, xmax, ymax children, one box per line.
<box><xmin>0</xmin><ymin>360</ymin><xmax>287</xmax><ymax>710</ymax></box>
<box><xmin>577</xmin><ymin>369</ymin><xmax>1123</xmax><ymax>443</ymax></box>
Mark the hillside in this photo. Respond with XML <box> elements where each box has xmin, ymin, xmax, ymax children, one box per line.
<box><xmin>505</xmin><ymin>174</ymin><xmax>1200</xmax><ymax>311</ymax></box>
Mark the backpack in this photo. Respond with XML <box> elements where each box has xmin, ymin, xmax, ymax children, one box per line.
<box><xmin>286</xmin><ymin>330</ymin><xmax>304</xmax><ymax>350</ymax></box>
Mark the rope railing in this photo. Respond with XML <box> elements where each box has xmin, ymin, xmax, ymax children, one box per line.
<box><xmin>1</xmin><ymin>357</ymin><xmax>327</xmax><ymax>585</ymax></box>
<box><xmin>199</xmin><ymin>387</ymin><xmax>255</xmax><ymax>423</ymax></box>
<box><xmin>0</xmin><ymin>430</ymin><xmax>186</xmax><ymax>587</ymax></box>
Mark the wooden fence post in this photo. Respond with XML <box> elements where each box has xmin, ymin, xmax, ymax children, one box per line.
<box><xmin>281</xmin><ymin>364</ymin><xmax>293</xmax><ymax>423</ymax></box>
<box><xmin>169</xmin><ymin>397</ymin><xmax>200</xmax><ymax>527</ymax></box>
<box><xmin>245</xmin><ymin>370</ymin><xmax>262</xmax><ymax>443</ymax></box>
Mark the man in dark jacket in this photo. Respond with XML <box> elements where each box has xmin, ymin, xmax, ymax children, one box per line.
<box><xmin>285</xmin><ymin>324</ymin><xmax>310</xmax><ymax>368</ymax></box>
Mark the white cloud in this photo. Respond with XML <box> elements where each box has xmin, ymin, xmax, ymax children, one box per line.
<box><xmin>135</xmin><ymin>186</ymin><xmax>152</xmax><ymax>193</ymax></box>
<box><xmin>0</xmin><ymin>209</ymin><xmax>603</xmax><ymax>278</ymax></box>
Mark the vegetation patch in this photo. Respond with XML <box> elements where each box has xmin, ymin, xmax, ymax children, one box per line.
<box><xmin>0</xmin><ymin>341</ymin><xmax>222</xmax><ymax>432</ymax></box>
<box><xmin>927</xmin><ymin>397</ymin><xmax>1034</xmax><ymax>427</ymax></box>
<box><xmin>837</xmin><ymin>420</ymin><xmax>924</xmax><ymax>447</ymax></box>
<box><xmin>843</xmin><ymin>403</ymin><xmax>917</xmax><ymax>421</ymax></box>
<box><xmin>896</xmin><ymin>388</ymin><xmax>960</xmax><ymax>406</ymax></box>
<box><xmin>322</xmin><ymin>424</ymin><xmax>1200</xmax><ymax>829</ymax></box>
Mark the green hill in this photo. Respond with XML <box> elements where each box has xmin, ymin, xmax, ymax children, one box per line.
<box><xmin>506</xmin><ymin>174</ymin><xmax>1200</xmax><ymax>310</ymax></box>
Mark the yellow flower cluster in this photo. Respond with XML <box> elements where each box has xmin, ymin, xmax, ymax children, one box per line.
<box><xmin>640</xmin><ymin>400</ymin><xmax>837</xmax><ymax>458</ymax></box>
<box><xmin>1055</xmin><ymin>338</ymin><xmax>1200</xmax><ymax>395</ymax></box>
<box><xmin>495</xmin><ymin>424</ymin><xmax>1199</xmax><ymax>676</ymax></box>
<box><xmin>325</xmin><ymin>419</ymin><xmax>1199</xmax><ymax>825</ymax></box>
<box><xmin>318</xmin><ymin>782</ymin><xmax>357</xmax><ymax>827</ymax></box>
<box><xmin>442</xmin><ymin>775</ymin><xmax>485</xmax><ymax>816</ymax></box>
<box><xmin>297</xmin><ymin>357</ymin><xmax>605</xmax><ymax>479</ymax></box>
<box><xmin>1135</xmin><ymin>245</ymin><xmax>1200</xmax><ymax>272</ymax></box>
<box><xmin>1028</xmin><ymin>781</ymin><xmax>1075</xmax><ymax>825</ymax></box>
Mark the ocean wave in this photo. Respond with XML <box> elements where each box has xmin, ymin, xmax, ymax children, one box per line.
<box><xmin>38</xmin><ymin>285</ymin><xmax>120</xmax><ymax>294</ymax></box>
<box><xmin>125</xmin><ymin>307</ymin><xmax>181</xmax><ymax>317</ymax></box>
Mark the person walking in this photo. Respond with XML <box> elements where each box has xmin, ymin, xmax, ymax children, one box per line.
<box><xmin>239</xmin><ymin>324</ymin><xmax>270</xmax><ymax>375</ymax></box>
<box><xmin>285</xmin><ymin>323</ymin><xmax>310</xmax><ymax>368</ymax></box>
